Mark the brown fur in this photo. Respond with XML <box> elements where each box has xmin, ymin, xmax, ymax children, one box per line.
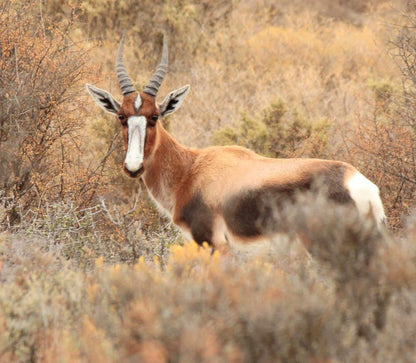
<box><xmin>117</xmin><ymin>92</ymin><xmax>161</xmax><ymax>167</ymax></box>
<box><xmin>135</xmin><ymin>120</ymin><xmax>357</xmax><ymax>248</ymax></box>
<box><xmin>106</xmin><ymin>89</ymin><xmax>381</xmax><ymax>250</ymax></box>
<box><xmin>143</xmin><ymin>123</ymin><xmax>197</xmax><ymax>214</ymax></box>
<box><xmin>139</xmin><ymin>92</ymin><xmax>160</xmax><ymax>119</ymax></box>
<box><xmin>86</xmin><ymin>36</ymin><xmax>383</xmax><ymax>249</ymax></box>
<box><xmin>118</xmin><ymin>92</ymin><xmax>138</xmax><ymax>116</ymax></box>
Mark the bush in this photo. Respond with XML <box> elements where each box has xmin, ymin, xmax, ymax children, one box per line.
<box><xmin>347</xmin><ymin>4</ymin><xmax>416</xmax><ymax>229</ymax></box>
<box><xmin>1</xmin><ymin>196</ymin><xmax>416</xmax><ymax>361</ymax></box>
<box><xmin>0</xmin><ymin>0</ymin><xmax>95</xmax><ymax>225</ymax></box>
<box><xmin>213</xmin><ymin>99</ymin><xmax>330</xmax><ymax>158</ymax></box>
<box><xmin>1</xmin><ymin>1</ymin><xmax>415</xmax><ymax>361</ymax></box>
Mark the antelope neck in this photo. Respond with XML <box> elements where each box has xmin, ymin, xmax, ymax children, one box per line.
<box><xmin>142</xmin><ymin>124</ymin><xmax>196</xmax><ymax>215</ymax></box>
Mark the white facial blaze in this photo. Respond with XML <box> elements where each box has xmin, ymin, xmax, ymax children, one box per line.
<box><xmin>124</xmin><ymin>116</ymin><xmax>147</xmax><ymax>173</ymax></box>
<box><xmin>134</xmin><ymin>95</ymin><xmax>142</xmax><ymax>111</ymax></box>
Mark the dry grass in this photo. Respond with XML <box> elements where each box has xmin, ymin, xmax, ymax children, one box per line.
<box><xmin>1</xmin><ymin>196</ymin><xmax>416</xmax><ymax>361</ymax></box>
<box><xmin>1</xmin><ymin>0</ymin><xmax>416</xmax><ymax>361</ymax></box>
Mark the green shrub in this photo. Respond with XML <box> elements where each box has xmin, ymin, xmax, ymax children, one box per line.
<box><xmin>1</xmin><ymin>196</ymin><xmax>416</xmax><ymax>362</ymax></box>
<box><xmin>213</xmin><ymin>99</ymin><xmax>330</xmax><ymax>158</ymax></box>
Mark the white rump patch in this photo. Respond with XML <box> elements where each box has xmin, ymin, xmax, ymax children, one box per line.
<box><xmin>346</xmin><ymin>172</ymin><xmax>385</xmax><ymax>227</ymax></box>
<box><xmin>124</xmin><ymin>116</ymin><xmax>147</xmax><ymax>173</ymax></box>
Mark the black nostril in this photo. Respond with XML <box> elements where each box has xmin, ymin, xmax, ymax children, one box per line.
<box><xmin>124</xmin><ymin>166</ymin><xmax>144</xmax><ymax>178</ymax></box>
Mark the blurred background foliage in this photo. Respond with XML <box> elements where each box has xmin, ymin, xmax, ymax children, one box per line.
<box><xmin>0</xmin><ymin>0</ymin><xmax>414</xmax><ymax>249</ymax></box>
<box><xmin>213</xmin><ymin>99</ymin><xmax>331</xmax><ymax>158</ymax></box>
<box><xmin>0</xmin><ymin>0</ymin><xmax>414</xmax><ymax>257</ymax></box>
<box><xmin>1</xmin><ymin>0</ymin><xmax>416</xmax><ymax>360</ymax></box>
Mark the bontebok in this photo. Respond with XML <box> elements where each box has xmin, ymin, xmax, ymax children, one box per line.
<box><xmin>87</xmin><ymin>34</ymin><xmax>385</xmax><ymax>251</ymax></box>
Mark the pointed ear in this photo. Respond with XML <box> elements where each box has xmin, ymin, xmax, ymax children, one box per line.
<box><xmin>159</xmin><ymin>85</ymin><xmax>190</xmax><ymax>117</ymax></box>
<box><xmin>86</xmin><ymin>84</ymin><xmax>121</xmax><ymax>114</ymax></box>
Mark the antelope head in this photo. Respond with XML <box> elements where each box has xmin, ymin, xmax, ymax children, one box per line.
<box><xmin>87</xmin><ymin>35</ymin><xmax>190</xmax><ymax>178</ymax></box>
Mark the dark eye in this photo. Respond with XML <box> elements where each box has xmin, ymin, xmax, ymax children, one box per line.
<box><xmin>151</xmin><ymin>114</ymin><xmax>159</xmax><ymax>122</ymax></box>
<box><xmin>117</xmin><ymin>114</ymin><xmax>125</xmax><ymax>122</ymax></box>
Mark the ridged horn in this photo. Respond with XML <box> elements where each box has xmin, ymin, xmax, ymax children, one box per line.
<box><xmin>116</xmin><ymin>35</ymin><xmax>135</xmax><ymax>96</ymax></box>
<box><xmin>143</xmin><ymin>34</ymin><xmax>168</xmax><ymax>97</ymax></box>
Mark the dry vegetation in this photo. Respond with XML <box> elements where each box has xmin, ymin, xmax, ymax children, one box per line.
<box><xmin>1</xmin><ymin>0</ymin><xmax>416</xmax><ymax>361</ymax></box>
